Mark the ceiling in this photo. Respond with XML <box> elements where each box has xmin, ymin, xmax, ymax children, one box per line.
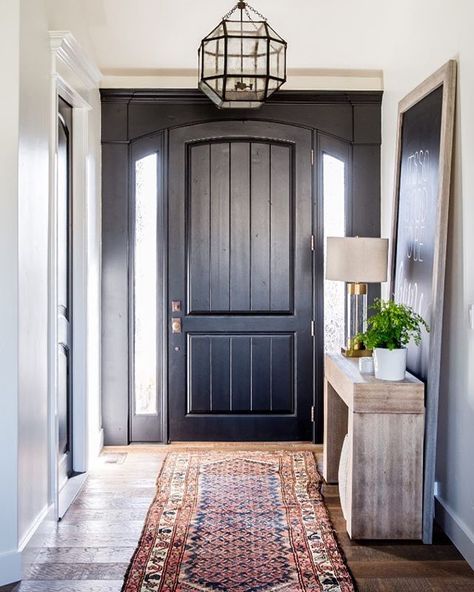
<box><xmin>77</xmin><ymin>0</ymin><xmax>387</xmax><ymax>74</ymax></box>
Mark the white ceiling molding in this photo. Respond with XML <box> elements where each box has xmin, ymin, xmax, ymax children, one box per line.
<box><xmin>49</xmin><ymin>31</ymin><xmax>102</xmax><ymax>90</ymax></box>
<box><xmin>99</xmin><ymin>68</ymin><xmax>383</xmax><ymax>91</ymax></box>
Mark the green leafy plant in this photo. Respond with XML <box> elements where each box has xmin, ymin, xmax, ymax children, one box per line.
<box><xmin>357</xmin><ymin>298</ymin><xmax>429</xmax><ymax>351</ymax></box>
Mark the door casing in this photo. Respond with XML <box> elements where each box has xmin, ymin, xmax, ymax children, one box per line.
<box><xmin>48</xmin><ymin>33</ymin><xmax>102</xmax><ymax>520</ymax></box>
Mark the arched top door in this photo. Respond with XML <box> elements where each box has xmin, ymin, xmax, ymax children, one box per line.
<box><xmin>168</xmin><ymin>120</ymin><xmax>314</xmax><ymax>441</ymax></box>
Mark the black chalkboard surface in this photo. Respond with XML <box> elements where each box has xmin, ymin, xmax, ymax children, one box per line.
<box><xmin>392</xmin><ymin>86</ymin><xmax>443</xmax><ymax>380</ymax></box>
<box><xmin>390</xmin><ymin>61</ymin><xmax>456</xmax><ymax>544</ymax></box>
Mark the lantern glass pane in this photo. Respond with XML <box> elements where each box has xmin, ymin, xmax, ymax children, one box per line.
<box><xmin>267</xmin><ymin>77</ymin><xmax>280</xmax><ymax>92</ymax></box>
<box><xmin>225</xmin><ymin>76</ymin><xmax>267</xmax><ymax>101</ymax></box>
<box><xmin>225</xmin><ymin>19</ymin><xmax>266</xmax><ymax>37</ymax></box>
<box><xmin>269</xmin><ymin>42</ymin><xmax>285</xmax><ymax>79</ymax></box>
<box><xmin>203</xmin><ymin>39</ymin><xmax>226</xmax><ymax>78</ymax></box>
<box><xmin>266</xmin><ymin>23</ymin><xmax>284</xmax><ymax>42</ymax></box>
<box><xmin>207</xmin><ymin>76</ymin><xmax>224</xmax><ymax>95</ymax></box>
<box><xmin>226</xmin><ymin>36</ymin><xmax>267</xmax><ymax>77</ymax></box>
<box><xmin>206</xmin><ymin>22</ymin><xmax>225</xmax><ymax>39</ymax></box>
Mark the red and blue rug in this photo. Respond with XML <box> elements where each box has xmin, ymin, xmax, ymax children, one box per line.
<box><xmin>123</xmin><ymin>450</ymin><xmax>354</xmax><ymax>592</ymax></box>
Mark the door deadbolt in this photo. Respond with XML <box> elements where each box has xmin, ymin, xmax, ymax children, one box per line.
<box><xmin>171</xmin><ymin>317</ymin><xmax>182</xmax><ymax>334</ymax></box>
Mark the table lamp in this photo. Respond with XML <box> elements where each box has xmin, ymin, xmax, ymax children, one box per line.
<box><xmin>326</xmin><ymin>237</ymin><xmax>389</xmax><ymax>357</ymax></box>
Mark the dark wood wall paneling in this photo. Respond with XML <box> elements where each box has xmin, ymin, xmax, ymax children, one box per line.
<box><xmin>101</xmin><ymin>89</ymin><xmax>382</xmax><ymax>445</ymax></box>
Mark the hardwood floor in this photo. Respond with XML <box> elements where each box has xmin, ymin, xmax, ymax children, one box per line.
<box><xmin>1</xmin><ymin>444</ymin><xmax>473</xmax><ymax>591</ymax></box>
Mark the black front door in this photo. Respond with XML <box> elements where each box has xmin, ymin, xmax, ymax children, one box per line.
<box><xmin>168</xmin><ymin>121</ymin><xmax>314</xmax><ymax>441</ymax></box>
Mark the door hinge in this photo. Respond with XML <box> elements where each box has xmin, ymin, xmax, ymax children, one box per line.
<box><xmin>311</xmin><ymin>320</ymin><xmax>315</xmax><ymax>337</ymax></box>
<box><xmin>310</xmin><ymin>234</ymin><xmax>315</xmax><ymax>251</ymax></box>
<box><xmin>311</xmin><ymin>149</ymin><xmax>314</xmax><ymax>165</ymax></box>
<box><xmin>311</xmin><ymin>405</ymin><xmax>315</xmax><ymax>422</ymax></box>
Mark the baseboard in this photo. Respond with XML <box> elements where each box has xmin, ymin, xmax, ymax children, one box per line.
<box><xmin>58</xmin><ymin>472</ymin><xmax>88</xmax><ymax>518</ymax></box>
<box><xmin>435</xmin><ymin>495</ymin><xmax>474</xmax><ymax>569</ymax></box>
<box><xmin>18</xmin><ymin>503</ymin><xmax>53</xmax><ymax>552</ymax></box>
<box><xmin>0</xmin><ymin>549</ymin><xmax>21</xmax><ymax>586</ymax></box>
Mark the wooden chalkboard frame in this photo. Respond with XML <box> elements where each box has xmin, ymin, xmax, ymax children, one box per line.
<box><xmin>390</xmin><ymin>60</ymin><xmax>457</xmax><ymax>543</ymax></box>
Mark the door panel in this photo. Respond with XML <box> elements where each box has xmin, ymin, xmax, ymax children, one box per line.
<box><xmin>169</xmin><ymin>121</ymin><xmax>313</xmax><ymax>441</ymax></box>
<box><xmin>188</xmin><ymin>141</ymin><xmax>293</xmax><ymax>314</ymax></box>
<box><xmin>188</xmin><ymin>334</ymin><xmax>294</xmax><ymax>414</ymax></box>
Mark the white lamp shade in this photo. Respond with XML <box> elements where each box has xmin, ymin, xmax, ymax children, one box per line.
<box><xmin>326</xmin><ymin>237</ymin><xmax>389</xmax><ymax>283</ymax></box>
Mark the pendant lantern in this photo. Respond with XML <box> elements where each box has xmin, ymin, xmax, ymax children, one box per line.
<box><xmin>198</xmin><ymin>1</ymin><xmax>287</xmax><ymax>108</ymax></box>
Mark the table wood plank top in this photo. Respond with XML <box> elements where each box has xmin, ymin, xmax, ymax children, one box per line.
<box><xmin>325</xmin><ymin>353</ymin><xmax>424</xmax><ymax>414</ymax></box>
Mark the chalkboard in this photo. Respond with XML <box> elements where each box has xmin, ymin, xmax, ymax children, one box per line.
<box><xmin>390</xmin><ymin>61</ymin><xmax>456</xmax><ymax>544</ymax></box>
<box><xmin>392</xmin><ymin>85</ymin><xmax>443</xmax><ymax>378</ymax></box>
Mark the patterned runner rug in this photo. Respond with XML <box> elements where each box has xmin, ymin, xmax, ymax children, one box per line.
<box><xmin>122</xmin><ymin>450</ymin><xmax>354</xmax><ymax>592</ymax></box>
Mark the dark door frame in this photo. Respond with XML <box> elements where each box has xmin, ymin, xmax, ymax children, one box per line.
<box><xmin>101</xmin><ymin>89</ymin><xmax>382</xmax><ymax>445</ymax></box>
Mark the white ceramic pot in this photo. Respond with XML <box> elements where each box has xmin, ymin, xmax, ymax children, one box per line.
<box><xmin>373</xmin><ymin>347</ymin><xmax>407</xmax><ymax>381</ymax></box>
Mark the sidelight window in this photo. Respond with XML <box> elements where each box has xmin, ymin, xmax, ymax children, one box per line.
<box><xmin>133</xmin><ymin>153</ymin><xmax>158</xmax><ymax>415</ymax></box>
<box><xmin>323</xmin><ymin>153</ymin><xmax>346</xmax><ymax>353</ymax></box>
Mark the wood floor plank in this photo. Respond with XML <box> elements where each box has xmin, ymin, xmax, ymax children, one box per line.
<box><xmin>32</xmin><ymin>547</ymin><xmax>136</xmax><ymax>564</ymax></box>
<box><xmin>342</xmin><ymin>543</ymin><xmax>464</xmax><ymax>563</ymax></box>
<box><xmin>40</xmin><ymin>521</ymin><xmax>145</xmax><ymax>536</ymax></box>
<box><xmin>9</xmin><ymin>581</ymin><xmax>124</xmax><ymax>592</ymax></box>
<box><xmin>27</xmin><ymin>532</ymin><xmax>142</xmax><ymax>548</ymax></box>
<box><xmin>61</xmin><ymin>509</ymin><xmax>148</xmax><ymax>523</ymax></box>
<box><xmin>350</xmin><ymin>559</ymin><xmax>474</xmax><ymax>579</ymax></box>
<box><xmin>24</xmin><ymin>562</ymin><xmax>129</xmax><ymax>580</ymax></box>
<box><xmin>355</xmin><ymin>576</ymin><xmax>474</xmax><ymax>592</ymax></box>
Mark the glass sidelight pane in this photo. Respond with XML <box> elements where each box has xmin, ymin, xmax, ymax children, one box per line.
<box><xmin>134</xmin><ymin>153</ymin><xmax>158</xmax><ymax>415</ymax></box>
<box><xmin>323</xmin><ymin>154</ymin><xmax>346</xmax><ymax>353</ymax></box>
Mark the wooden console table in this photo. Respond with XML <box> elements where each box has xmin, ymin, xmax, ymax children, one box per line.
<box><xmin>323</xmin><ymin>353</ymin><xmax>424</xmax><ymax>539</ymax></box>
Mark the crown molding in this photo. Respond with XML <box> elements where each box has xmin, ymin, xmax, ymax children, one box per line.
<box><xmin>49</xmin><ymin>31</ymin><xmax>102</xmax><ymax>90</ymax></box>
<box><xmin>100</xmin><ymin>88</ymin><xmax>383</xmax><ymax>105</ymax></box>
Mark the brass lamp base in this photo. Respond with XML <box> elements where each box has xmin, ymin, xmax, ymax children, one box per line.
<box><xmin>341</xmin><ymin>347</ymin><xmax>373</xmax><ymax>358</ymax></box>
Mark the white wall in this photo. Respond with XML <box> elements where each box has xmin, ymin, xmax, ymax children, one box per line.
<box><xmin>379</xmin><ymin>1</ymin><xmax>474</xmax><ymax>567</ymax></box>
<box><xmin>0</xmin><ymin>1</ymin><xmax>102</xmax><ymax>585</ymax></box>
<box><xmin>0</xmin><ymin>1</ymin><xmax>21</xmax><ymax>585</ymax></box>
<box><xmin>17</xmin><ymin>0</ymin><xmax>51</xmax><ymax>546</ymax></box>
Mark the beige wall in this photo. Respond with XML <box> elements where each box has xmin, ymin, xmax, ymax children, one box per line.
<box><xmin>380</xmin><ymin>1</ymin><xmax>474</xmax><ymax>567</ymax></box>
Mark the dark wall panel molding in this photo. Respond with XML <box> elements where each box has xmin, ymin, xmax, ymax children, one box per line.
<box><xmin>101</xmin><ymin>89</ymin><xmax>382</xmax><ymax>145</ymax></box>
<box><xmin>101</xmin><ymin>143</ymin><xmax>130</xmax><ymax>444</ymax></box>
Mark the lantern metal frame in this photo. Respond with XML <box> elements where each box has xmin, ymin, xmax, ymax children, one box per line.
<box><xmin>198</xmin><ymin>1</ymin><xmax>287</xmax><ymax>109</ymax></box>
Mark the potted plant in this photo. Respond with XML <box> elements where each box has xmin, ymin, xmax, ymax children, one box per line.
<box><xmin>357</xmin><ymin>298</ymin><xmax>429</xmax><ymax>381</ymax></box>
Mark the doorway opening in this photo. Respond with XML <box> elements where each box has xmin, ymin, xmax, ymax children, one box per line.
<box><xmin>101</xmin><ymin>89</ymin><xmax>382</xmax><ymax>446</ymax></box>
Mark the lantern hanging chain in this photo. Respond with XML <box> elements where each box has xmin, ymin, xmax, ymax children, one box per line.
<box><xmin>246</xmin><ymin>3</ymin><xmax>267</xmax><ymax>21</ymax></box>
<box><xmin>222</xmin><ymin>2</ymin><xmax>267</xmax><ymax>21</ymax></box>
<box><xmin>244</xmin><ymin>7</ymin><xmax>258</xmax><ymax>29</ymax></box>
<box><xmin>240</xmin><ymin>5</ymin><xmax>244</xmax><ymax>85</ymax></box>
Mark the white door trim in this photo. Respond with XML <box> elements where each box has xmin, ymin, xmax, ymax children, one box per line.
<box><xmin>48</xmin><ymin>31</ymin><xmax>101</xmax><ymax>518</ymax></box>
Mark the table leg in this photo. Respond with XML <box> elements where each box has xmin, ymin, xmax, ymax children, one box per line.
<box><xmin>323</xmin><ymin>378</ymin><xmax>348</xmax><ymax>483</ymax></box>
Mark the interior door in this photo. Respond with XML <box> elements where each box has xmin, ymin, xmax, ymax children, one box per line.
<box><xmin>168</xmin><ymin>121</ymin><xmax>314</xmax><ymax>441</ymax></box>
<box><xmin>57</xmin><ymin>97</ymin><xmax>73</xmax><ymax>488</ymax></box>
